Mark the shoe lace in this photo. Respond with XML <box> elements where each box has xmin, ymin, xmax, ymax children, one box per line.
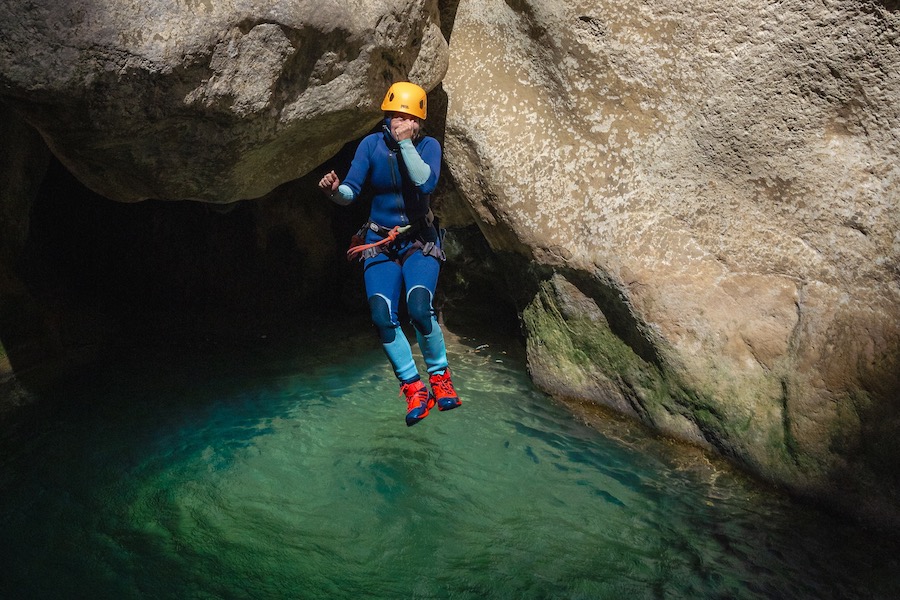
<box><xmin>402</xmin><ymin>382</ymin><xmax>428</xmax><ymax>408</ymax></box>
<box><xmin>431</xmin><ymin>373</ymin><xmax>456</xmax><ymax>397</ymax></box>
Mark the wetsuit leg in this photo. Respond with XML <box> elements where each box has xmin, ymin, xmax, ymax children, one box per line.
<box><xmin>403</xmin><ymin>249</ymin><xmax>448</xmax><ymax>375</ymax></box>
<box><xmin>364</xmin><ymin>253</ymin><xmax>418</xmax><ymax>383</ymax></box>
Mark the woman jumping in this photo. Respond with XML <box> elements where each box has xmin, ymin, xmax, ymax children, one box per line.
<box><xmin>318</xmin><ymin>81</ymin><xmax>462</xmax><ymax>426</ymax></box>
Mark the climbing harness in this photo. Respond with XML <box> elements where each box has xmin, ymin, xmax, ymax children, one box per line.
<box><xmin>346</xmin><ymin>223</ymin><xmax>412</xmax><ymax>261</ymax></box>
<box><xmin>346</xmin><ymin>212</ymin><xmax>445</xmax><ymax>263</ymax></box>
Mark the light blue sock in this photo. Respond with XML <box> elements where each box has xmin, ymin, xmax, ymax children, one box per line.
<box><xmin>383</xmin><ymin>327</ymin><xmax>419</xmax><ymax>383</ymax></box>
<box><xmin>415</xmin><ymin>317</ymin><xmax>449</xmax><ymax>376</ymax></box>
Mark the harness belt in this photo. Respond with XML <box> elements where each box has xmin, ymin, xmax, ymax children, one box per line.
<box><xmin>347</xmin><ymin>209</ymin><xmax>445</xmax><ymax>262</ymax></box>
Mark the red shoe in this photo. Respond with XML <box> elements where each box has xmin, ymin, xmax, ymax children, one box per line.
<box><xmin>401</xmin><ymin>379</ymin><xmax>435</xmax><ymax>426</ymax></box>
<box><xmin>430</xmin><ymin>368</ymin><xmax>462</xmax><ymax>411</ymax></box>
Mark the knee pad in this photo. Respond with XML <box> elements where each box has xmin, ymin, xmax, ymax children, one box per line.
<box><xmin>407</xmin><ymin>286</ymin><xmax>435</xmax><ymax>335</ymax></box>
<box><xmin>368</xmin><ymin>295</ymin><xmax>397</xmax><ymax>343</ymax></box>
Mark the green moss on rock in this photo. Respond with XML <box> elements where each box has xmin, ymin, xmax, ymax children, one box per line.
<box><xmin>521</xmin><ymin>273</ymin><xmax>795</xmax><ymax>463</ymax></box>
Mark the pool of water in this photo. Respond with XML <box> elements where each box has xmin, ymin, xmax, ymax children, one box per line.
<box><xmin>2</xmin><ymin>319</ymin><xmax>899</xmax><ymax>599</ymax></box>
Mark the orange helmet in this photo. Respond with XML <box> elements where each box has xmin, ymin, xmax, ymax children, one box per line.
<box><xmin>381</xmin><ymin>81</ymin><xmax>427</xmax><ymax>119</ymax></box>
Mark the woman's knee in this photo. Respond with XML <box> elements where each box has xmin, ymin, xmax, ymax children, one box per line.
<box><xmin>368</xmin><ymin>295</ymin><xmax>398</xmax><ymax>342</ymax></box>
<box><xmin>407</xmin><ymin>286</ymin><xmax>435</xmax><ymax>334</ymax></box>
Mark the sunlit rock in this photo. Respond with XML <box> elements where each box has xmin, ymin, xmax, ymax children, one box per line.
<box><xmin>444</xmin><ymin>0</ymin><xmax>900</xmax><ymax>522</ymax></box>
<box><xmin>0</xmin><ymin>0</ymin><xmax>448</xmax><ymax>202</ymax></box>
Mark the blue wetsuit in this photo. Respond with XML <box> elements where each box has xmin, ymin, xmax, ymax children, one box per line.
<box><xmin>334</xmin><ymin>120</ymin><xmax>448</xmax><ymax>384</ymax></box>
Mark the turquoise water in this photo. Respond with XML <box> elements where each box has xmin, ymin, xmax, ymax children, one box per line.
<box><xmin>2</xmin><ymin>320</ymin><xmax>899</xmax><ymax>599</ymax></box>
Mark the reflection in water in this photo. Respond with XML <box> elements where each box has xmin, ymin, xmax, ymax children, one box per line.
<box><xmin>1</xmin><ymin>320</ymin><xmax>899</xmax><ymax>599</ymax></box>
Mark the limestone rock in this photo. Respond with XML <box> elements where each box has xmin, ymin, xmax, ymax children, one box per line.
<box><xmin>444</xmin><ymin>0</ymin><xmax>900</xmax><ymax>522</ymax></box>
<box><xmin>0</xmin><ymin>0</ymin><xmax>448</xmax><ymax>202</ymax></box>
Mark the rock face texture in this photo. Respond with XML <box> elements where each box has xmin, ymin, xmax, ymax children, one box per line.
<box><xmin>443</xmin><ymin>0</ymin><xmax>900</xmax><ymax>522</ymax></box>
<box><xmin>0</xmin><ymin>0</ymin><xmax>448</xmax><ymax>202</ymax></box>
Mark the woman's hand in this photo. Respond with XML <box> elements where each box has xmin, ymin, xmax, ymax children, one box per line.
<box><xmin>390</xmin><ymin>115</ymin><xmax>420</xmax><ymax>141</ymax></box>
<box><xmin>318</xmin><ymin>170</ymin><xmax>340</xmax><ymax>196</ymax></box>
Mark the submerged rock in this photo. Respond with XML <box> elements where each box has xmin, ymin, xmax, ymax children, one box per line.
<box><xmin>0</xmin><ymin>0</ymin><xmax>448</xmax><ymax>202</ymax></box>
<box><xmin>443</xmin><ymin>0</ymin><xmax>900</xmax><ymax>523</ymax></box>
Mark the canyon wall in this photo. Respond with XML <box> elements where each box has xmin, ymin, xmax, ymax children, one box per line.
<box><xmin>443</xmin><ymin>0</ymin><xmax>900</xmax><ymax>522</ymax></box>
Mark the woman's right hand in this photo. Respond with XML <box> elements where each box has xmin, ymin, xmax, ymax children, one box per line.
<box><xmin>318</xmin><ymin>170</ymin><xmax>340</xmax><ymax>196</ymax></box>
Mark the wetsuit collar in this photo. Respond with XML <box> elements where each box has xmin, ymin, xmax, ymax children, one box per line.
<box><xmin>382</xmin><ymin>118</ymin><xmax>402</xmax><ymax>152</ymax></box>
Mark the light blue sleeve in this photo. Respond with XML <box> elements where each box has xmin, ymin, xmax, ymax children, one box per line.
<box><xmin>330</xmin><ymin>184</ymin><xmax>355</xmax><ymax>206</ymax></box>
<box><xmin>398</xmin><ymin>138</ymin><xmax>432</xmax><ymax>186</ymax></box>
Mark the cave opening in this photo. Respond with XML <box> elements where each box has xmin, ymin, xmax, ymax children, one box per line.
<box><xmin>4</xmin><ymin>152</ymin><xmax>522</xmax><ymax>393</ymax></box>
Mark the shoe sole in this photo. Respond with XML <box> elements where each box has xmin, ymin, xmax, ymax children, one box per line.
<box><xmin>406</xmin><ymin>396</ymin><xmax>436</xmax><ymax>426</ymax></box>
<box><xmin>437</xmin><ymin>399</ymin><xmax>461</xmax><ymax>411</ymax></box>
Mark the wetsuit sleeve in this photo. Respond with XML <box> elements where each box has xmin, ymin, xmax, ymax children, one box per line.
<box><xmin>330</xmin><ymin>185</ymin><xmax>355</xmax><ymax>205</ymax></box>
<box><xmin>398</xmin><ymin>138</ymin><xmax>432</xmax><ymax>186</ymax></box>
<box><xmin>336</xmin><ymin>135</ymin><xmax>376</xmax><ymax>203</ymax></box>
<box><xmin>403</xmin><ymin>137</ymin><xmax>441</xmax><ymax>194</ymax></box>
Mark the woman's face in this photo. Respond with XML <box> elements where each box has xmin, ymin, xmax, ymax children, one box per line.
<box><xmin>388</xmin><ymin>112</ymin><xmax>421</xmax><ymax>141</ymax></box>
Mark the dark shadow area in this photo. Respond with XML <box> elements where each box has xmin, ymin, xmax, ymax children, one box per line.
<box><xmin>18</xmin><ymin>157</ymin><xmax>341</xmax><ymax>340</ymax></box>
<box><xmin>437</xmin><ymin>0</ymin><xmax>462</xmax><ymax>40</ymax></box>
<box><xmin>438</xmin><ymin>224</ymin><xmax>523</xmax><ymax>340</ymax></box>
<box><xmin>2</xmin><ymin>144</ymin><xmax>523</xmax><ymax>409</ymax></box>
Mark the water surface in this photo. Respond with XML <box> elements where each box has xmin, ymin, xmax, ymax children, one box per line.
<box><xmin>2</xmin><ymin>320</ymin><xmax>898</xmax><ymax>599</ymax></box>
